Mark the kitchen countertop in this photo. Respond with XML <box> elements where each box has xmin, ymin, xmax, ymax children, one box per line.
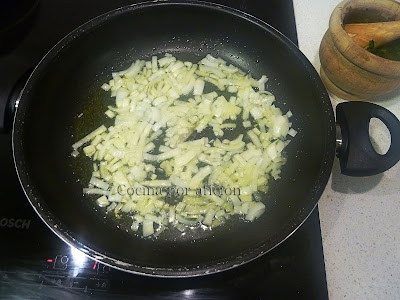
<box><xmin>293</xmin><ymin>1</ymin><xmax>400</xmax><ymax>299</ymax></box>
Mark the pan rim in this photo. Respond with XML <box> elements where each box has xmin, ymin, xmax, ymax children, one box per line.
<box><xmin>12</xmin><ymin>0</ymin><xmax>336</xmax><ymax>277</ymax></box>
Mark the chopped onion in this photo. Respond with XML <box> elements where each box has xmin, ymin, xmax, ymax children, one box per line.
<box><xmin>73</xmin><ymin>53</ymin><xmax>296</xmax><ymax>237</ymax></box>
<box><xmin>193</xmin><ymin>79</ymin><xmax>205</xmax><ymax>95</ymax></box>
<box><xmin>243</xmin><ymin>121</ymin><xmax>251</xmax><ymax>128</ymax></box>
<box><xmin>288</xmin><ymin>128</ymin><xmax>297</xmax><ymax>137</ymax></box>
<box><xmin>89</xmin><ymin>177</ymin><xmax>110</xmax><ymax>190</ymax></box>
<box><xmin>176</xmin><ymin>215</ymin><xmax>199</xmax><ymax>225</ymax></box>
<box><xmin>245</xmin><ymin>202</ymin><xmax>266</xmax><ymax>221</ymax></box>
<box><xmin>131</xmin><ymin>221</ymin><xmax>140</xmax><ymax>231</ymax></box>
<box><xmin>250</xmin><ymin>107</ymin><xmax>263</xmax><ymax>120</ymax></box>
<box><xmin>72</xmin><ymin>125</ymin><xmax>107</xmax><ymax>150</ymax></box>
<box><xmin>96</xmin><ymin>196</ymin><xmax>109</xmax><ymax>207</ymax></box>
<box><xmin>143</xmin><ymin>219</ymin><xmax>154</xmax><ymax>237</ymax></box>
<box><xmin>141</xmin><ymin>180</ymin><xmax>171</xmax><ymax>187</ymax></box>
<box><xmin>107</xmin><ymin>202</ymin><xmax>117</xmax><ymax>213</ymax></box>
<box><xmin>108</xmin><ymin>194</ymin><xmax>123</xmax><ymax>202</ymax></box>
<box><xmin>83</xmin><ymin>188</ymin><xmax>110</xmax><ymax>196</ymax></box>
<box><xmin>257</xmin><ymin>75</ymin><xmax>268</xmax><ymax>92</ymax></box>
<box><xmin>189</xmin><ymin>166</ymin><xmax>212</xmax><ymax>188</ymax></box>
<box><xmin>71</xmin><ymin>150</ymin><xmax>79</xmax><ymax>157</ymax></box>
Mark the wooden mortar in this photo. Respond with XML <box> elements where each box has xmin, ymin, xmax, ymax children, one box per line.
<box><xmin>319</xmin><ymin>0</ymin><xmax>400</xmax><ymax>100</ymax></box>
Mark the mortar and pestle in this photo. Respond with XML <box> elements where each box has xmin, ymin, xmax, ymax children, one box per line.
<box><xmin>319</xmin><ymin>0</ymin><xmax>400</xmax><ymax>100</ymax></box>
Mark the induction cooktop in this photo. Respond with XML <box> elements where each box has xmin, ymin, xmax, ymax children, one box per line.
<box><xmin>0</xmin><ymin>1</ymin><xmax>329</xmax><ymax>299</ymax></box>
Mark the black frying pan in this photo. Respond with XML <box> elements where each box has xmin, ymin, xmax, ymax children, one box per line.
<box><xmin>10</xmin><ymin>1</ymin><xmax>400</xmax><ymax>277</ymax></box>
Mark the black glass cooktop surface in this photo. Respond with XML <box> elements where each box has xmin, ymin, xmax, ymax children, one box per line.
<box><xmin>0</xmin><ymin>1</ymin><xmax>329</xmax><ymax>299</ymax></box>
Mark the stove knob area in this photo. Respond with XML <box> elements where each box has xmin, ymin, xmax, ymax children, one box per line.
<box><xmin>53</xmin><ymin>255</ymin><xmax>69</xmax><ymax>270</ymax></box>
<box><xmin>97</xmin><ymin>264</ymin><xmax>111</xmax><ymax>274</ymax></box>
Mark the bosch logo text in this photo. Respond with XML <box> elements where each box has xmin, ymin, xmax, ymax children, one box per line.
<box><xmin>0</xmin><ymin>218</ymin><xmax>31</xmax><ymax>229</ymax></box>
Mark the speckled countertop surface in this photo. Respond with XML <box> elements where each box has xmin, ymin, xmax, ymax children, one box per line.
<box><xmin>293</xmin><ymin>1</ymin><xmax>400</xmax><ymax>299</ymax></box>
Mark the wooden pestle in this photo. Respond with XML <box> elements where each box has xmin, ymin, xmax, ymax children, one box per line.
<box><xmin>344</xmin><ymin>20</ymin><xmax>400</xmax><ymax>48</ymax></box>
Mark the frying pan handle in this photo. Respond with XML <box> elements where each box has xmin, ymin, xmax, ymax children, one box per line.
<box><xmin>0</xmin><ymin>93</ymin><xmax>15</xmax><ymax>133</ymax></box>
<box><xmin>0</xmin><ymin>97</ymin><xmax>9</xmax><ymax>133</ymax></box>
<box><xmin>336</xmin><ymin>101</ymin><xmax>400</xmax><ymax>176</ymax></box>
<box><xmin>0</xmin><ymin>69</ymin><xmax>32</xmax><ymax>133</ymax></box>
